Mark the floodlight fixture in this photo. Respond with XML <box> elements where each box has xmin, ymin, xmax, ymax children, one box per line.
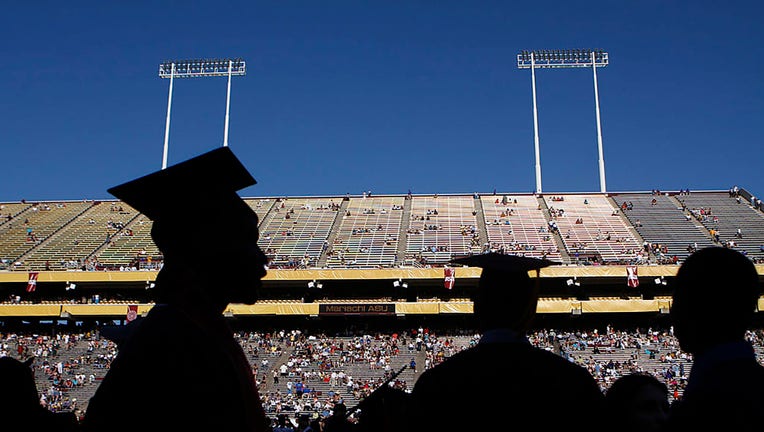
<box><xmin>654</xmin><ymin>276</ymin><xmax>667</xmax><ymax>286</ymax></box>
<box><xmin>308</xmin><ymin>280</ymin><xmax>323</xmax><ymax>289</ymax></box>
<box><xmin>517</xmin><ymin>49</ymin><xmax>609</xmax><ymax>194</ymax></box>
<box><xmin>566</xmin><ymin>277</ymin><xmax>581</xmax><ymax>287</ymax></box>
<box><xmin>393</xmin><ymin>278</ymin><xmax>409</xmax><ymax>289</ymax></box>
<box><xmin>65</xmin><ymin>282</ymin><xmax>76</xmax><ymax>291</ymax></box>
<box><xmin>158</xmin><ymin>58</ymin><xmax>247</xmax><ymax>169</ymax></box>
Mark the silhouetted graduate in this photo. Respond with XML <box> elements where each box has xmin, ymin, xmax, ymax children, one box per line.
<box><xmin>667</xmin><ymin>247</ymin><xmax>764</xmax><ymax>431</ymax></box>
<box><xmin>406</xmin><ymin>253</ymin><xmax>605</xmax><ymax>431</ymax></box>
<box><xmin>82</xmin><ymin>147</ymin><xmax>269</xmax><ymax>432</ymax></box>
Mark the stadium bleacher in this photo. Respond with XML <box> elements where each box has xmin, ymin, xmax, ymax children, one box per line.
<box><xmin>544</xmin><ymin>194</ymin><xmax>643</xmax><ymax>264</ymax></box>
<box><xmin>325</xmin><ymin>196</ymin><xmax>405</xmax><ymax>268</ymax></box>
<box><xmin>2</xmin><ymin>190</ymin><xmax>763</xmax><ymax>270</ymax></box>
<box><xmin>674</xmin><ymin>191</ymin><xmax>764</xmax><ymax>260</ymax></box>
<box><xmin>612</xmin><ymin>192</ymin><xmax>716</xmax><ymax>262</ymax></box>
<box><xmin>1</xmin><ymin>186</ymin><xmax>763</xmax><ymax>421</ymax></box>
<box><xmin>256</xmin><ymin>197</ymin><xmax>341</xmax><ymax>268</ymax></box>
<box><xmin>481</xmin><ymin>194</ymin><xmax>563</xmax><ymax>261</ymax></box>
<box><xmin>405</xmin><ymin>195</ymin><xmax>482</xmax><ymax>265</ymax></box>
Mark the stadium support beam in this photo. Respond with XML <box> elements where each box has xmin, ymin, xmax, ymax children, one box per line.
<box><xmin>517</xmin><ymin>49</ymin><xmax>609</xmax><ymax>193</ymax></box>
<box><xmin>158</xmin><ymin>58</ymin><xmax>247</xmax><ymax>169</ymax></box>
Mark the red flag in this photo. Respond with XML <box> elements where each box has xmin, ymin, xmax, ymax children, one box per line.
<box><xmin>626</xmin><ymin>265</ymin><xmax>639</xmax><ymax>288</ymax></box>
<box><xmin>444</xmin><ymin>267</ymin><xmax>455</xmax><ymax>290</ymax></box>
<box><xmin>126</xmin><ymin>305</ymin><xmax>139</xmax><ymax>322</ymax></box>
<box><xmin>26</xmin><ymin>272</ymin><xmax>39</xmax><ymax>293</ymax></box>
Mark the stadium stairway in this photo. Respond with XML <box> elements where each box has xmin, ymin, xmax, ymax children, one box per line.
<box><xmin>473</xmin><ymin>195</ymin><xmax>489</xmax><ymax>255</ymax></box>
<box><xmin>537</xmin><ymin>196</ymin><xmax>571</xmax><ymax>263</ymax></box>
<box><xmin>316</xmin><ymin>198</ymin><xmax>350</xmax><ymax>268</ymax></box>
<box><xmin>394</xmin><ymin>196</ymin><xmax>413</xmax><ymax>266</ymax></box>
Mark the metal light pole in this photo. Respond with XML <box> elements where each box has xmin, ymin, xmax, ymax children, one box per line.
<box><xmin>223</xmin><ymin>59</ymin><xmax>234</xmax><ymax>147</ymax></box>
<box><xmin>530</xmin><ymin>52</ymin><xmax>542</xmax><ymax>194</ymax></box>
<box><xmin>158</xmin><ymin>58</ymin><xmax>247</xmax><ymax>168</ymax></box>
<box><xmin>161</xmin><ymin>63</ymin><xmax>175</xmax><ymax>170</ymax></box>
<box><xmin>591</xmin><ymin>51</ymin><xmax>606</xmax><ymax>193</ymax></box>
<box><xmin>518</xmin><ymin>49</ymin><xmax>610</xmax><ymax>193</ymax></box>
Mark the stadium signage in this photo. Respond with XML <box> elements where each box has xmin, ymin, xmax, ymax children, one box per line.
<box><xmin>319</xmin><ymin>303</ymin><xmax>394</xmax><ymax>315</ymax></box>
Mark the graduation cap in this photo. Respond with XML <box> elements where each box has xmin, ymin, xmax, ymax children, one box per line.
<box><xmin>450</xmin><ymin>253</ymin><xmax>559</xmax><ymax>329</ymax></box>
<box><xmin>108</xmin><ymin>147</ymin><xmax>255</xmax><ymax>221</ymax></box>
<box><xmin>450</xmin><ymin>253</ymin><xmax>558</xmax><ymax>281</ymax></box>
<box><xmin>107</xmin><ymin>147</ymin><xmax>259</xmax><ymax>255</ymax></box>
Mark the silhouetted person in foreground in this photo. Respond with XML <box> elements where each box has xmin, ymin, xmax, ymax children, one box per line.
<box><xmin>82</xmin><ymin>148</ymin><xmax>269</xmax><ymax>432</ymax></box>
<box><xmin>350</xmin><ymin>369</ymin><xmax>409</xmax><ymax>432</ymax></box>
<box><xmin>406</xmin><ymin>253</ymin><xmax>605</xmax><ymax>431</ymax></box>
<box><xmin>0</xmin><ymin>357</ymin><xmax>79</xmax><ymax>431</ymax></box>
<box><xmin>605</xmin><ymin>373</ymin><xmax>669</xmax><ymax>432</ymax></box>
<box><xmin>324</xmin><ymin>402</ymin><xmax>355</xmax><ymax>432</ymax></box>
<box><xmin>667</xmin><ymin>247</ymin><xmax>764</xmax><ymax>431</ymax></box>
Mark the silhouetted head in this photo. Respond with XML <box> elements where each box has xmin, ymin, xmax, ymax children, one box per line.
<box><xmin>108</xmin><ymin>147</ymin><xmax>268</xmax><ymax>307</ymax></box>
<box><xmin>0</xmin><ymin>357</ymin><xmax>41</xmax><ymax>412</ymax></box>
<box><xmin>672</xmin><ymin>247</ymin><xmax>760</xmax><ymax>354</ymax></box>
<box><xmin>450</xmin><ymin>253</ymin><xmax>558</xmax><ymax>332</ymax></box>
<box><xmin>333</xmin><ymin>402</ymin><xmax>347</xmax><ymax>417</ymax></box>
<box><xmin>605</xmin><ymin>373</ymin><xmax>669</xmax><ymax>432</ymax></box>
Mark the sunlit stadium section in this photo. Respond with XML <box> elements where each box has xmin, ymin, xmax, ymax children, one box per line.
<box><xmin>613</xmin><ymin>192</ymin><xmax>715</xmax><ymax>262</ymax></box>
<box><xmin>405</xmin><ymin>195</ymin><xmax>482</xmax><ymax>265</ymax></box>
<box><xmin>675</xmin><ymin>191</ymin><xmax>764</xmax><ymax>260</ymax></box>
<box><xmin>21</xmin><ymin>202</ymin><xmax>138</xmax><ymax>270</ymax></box>
<box><xmin>545</xmin><ymin>194</ymin><xmax>642</xmax><ymax>263</ymax></box>
<box><xmin>95</xmin><ymin>213</ymin><xmax>160</xmax><ymax>269</ymax></box>
<box><xmin>481</xmin><ymin>194</ymin><xmax>562</xmax><ymax>261</ymax></box>
<box><xmin>245</xmin><ymin>197</ymin><xmax>276</xmax><ymax>222</ymax></box>
<box><xmin>256</xmin><ymin>197</ymin><xmax>343</xmax><ymax>268</ymax></box>
<box><xmin>0</xmin><ymin>201</ymin><xmax>93</xmax><ymax>270</ymax></box>
<box><xmin>326</xmin><ymin>196</ymin><xmax>405</xmax><ymax>268</ymax></box>
<box><xmin>1</xmin><ymin>190</ymin><xmax>764</xmax><ymax>273</ymax></box>
<box><xmin>0</xmin><ymin>202</ymin><xmax>32</xmax><ymax>222</ymax></box>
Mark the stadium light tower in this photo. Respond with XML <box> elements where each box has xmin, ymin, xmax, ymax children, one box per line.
<box><xmin>158</xmin><ymin>58</ymin><xmax>247</xmax><ymax>169</ymax></box>
<box><xmin>517</xmin><ymin>49</ymin><xmax>609</xmax><ymax>193</ymax></box>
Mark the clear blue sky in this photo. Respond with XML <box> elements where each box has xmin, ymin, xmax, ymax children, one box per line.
<box><xmin>3</xmin><ymin>1</ymin><xmax>762</xmax><ymax>202</ymax></box>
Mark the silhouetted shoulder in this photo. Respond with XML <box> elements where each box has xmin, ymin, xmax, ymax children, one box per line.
<box><xmin>408</xmin><ymin>343</ymin><xmax>603</xmax><ymax>431</ymax></box>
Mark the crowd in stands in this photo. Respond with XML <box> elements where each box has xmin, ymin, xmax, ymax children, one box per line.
<box><xmin>3</xmin><ymin>324</ymin><xmax>762</xmax><ymax>427</ymax></box>
<box><xmin>4</xmin><ymin>189</ymin><xmax>764</xmax><ymax>272</ymax></box>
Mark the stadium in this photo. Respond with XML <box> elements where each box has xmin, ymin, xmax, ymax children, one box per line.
<box><xmin>4</xmin><ymin>4</ymin><xmax>764</xmax><ymax>428</ymax></box>
<box><xmin>2</xmin><ymin>186</ymin><xmax>764</xmax><ymax>421</ymax></box>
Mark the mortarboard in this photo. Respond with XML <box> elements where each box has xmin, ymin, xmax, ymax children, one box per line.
<box><xmin>450</xmin><ymin>253</ymin><xmax>560</xmax><ymax>330</ymax></box>
<box><xmin>450</xmin><ymin>252</ymin><xmax>559</xmax><ymax>298</ymax></box>
<box><xmin>450</xmin><ymin>252</ymin><xmax>558</xmax><ymax>279</ymax></box>
<box><xmin>107</xmin><ymin>147</ymin><xmax>259</xmax><ymax>256</ymax></box>
<box><xmin>107</xmin><ymin>147</ymin><xmax>255</xmax><ymax>222</ymax></box>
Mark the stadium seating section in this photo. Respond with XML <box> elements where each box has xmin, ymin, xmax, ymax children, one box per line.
<box><xmin>2</xmin><ymin>190</ymin><xmax>763</xmax><ymax>271</ymax></box>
